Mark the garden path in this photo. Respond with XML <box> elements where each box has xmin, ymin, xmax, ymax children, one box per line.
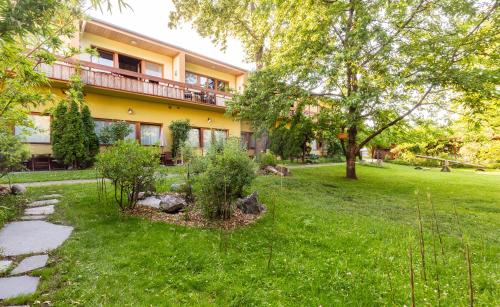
<box><xmin>0</xmin><ymin>193</ymin><xmax>73</xmax><ymax>300</ymax></box>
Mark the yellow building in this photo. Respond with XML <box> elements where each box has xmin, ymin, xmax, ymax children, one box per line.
<box><xmin>17</xmin><ymin>18</ymin><xmax>259</xmax><ymax>166</ymax></box>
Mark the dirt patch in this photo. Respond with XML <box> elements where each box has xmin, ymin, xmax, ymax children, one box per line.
<box><xmin>129</xmin><ymin>205</ymin><xmax>265</xmax><ymax>230</ymax></box>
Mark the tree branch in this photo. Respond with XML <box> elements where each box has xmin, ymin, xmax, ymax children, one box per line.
<box><xmin>358</xmin><ymin>85</ymin><xmax>434</xmax><ymax>149</ymax></box>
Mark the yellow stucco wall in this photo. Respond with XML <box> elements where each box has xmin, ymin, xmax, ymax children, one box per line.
<box><xmin>79</xmin><ymin>33</ymin><xmax>174</xmax><ymax>80</ymax></box>
<box><xmin>27</xmin><ymin>87</ymin><xmax>241</xmax><ymax>155</ymax></box>
<box><xmin>185</xmin><ymin>62</ymin><xmax>237</xmax><ymax>90</ymax></box>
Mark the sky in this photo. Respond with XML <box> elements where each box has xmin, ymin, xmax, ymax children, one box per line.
<box><xmin>88</xmin><ymin>0</ymin><xmax>252</xmax><ymax>70</ymax></box>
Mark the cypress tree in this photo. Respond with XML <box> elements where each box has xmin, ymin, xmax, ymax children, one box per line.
<box><xmin>51</xmin><ymin>101</ymin><xmax>68</xmax><ymax>162</ymax></box>
<box><xmin>81</xmin><ymin>104</ymin><xmax>99</xmax><ymax>166</ymax></box>
<box><xmin>61</xmin><ymin>99</ymin><xmax>85</xmax><ymax>168</ymax></box>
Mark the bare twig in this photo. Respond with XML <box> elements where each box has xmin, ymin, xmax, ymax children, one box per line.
<box><xmin>409</xmin><ymin>245</ymin><xmax>416</xmax><ymax>307</ymax></box>
<box><xmin>466</xmin><ymin>244</ymin><xmax>474</xmax><ymax>307</ymax></box>
<box><xmin>415</xmin><ymin>190</ymin><xmax>427</xmax><ymax>282</ymax></box>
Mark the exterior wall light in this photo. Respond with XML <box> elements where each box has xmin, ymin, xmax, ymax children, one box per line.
<box><xmin>128</xmin><ymin>108</ymin><xmax>134</xmax><ymax>115</ymax></box>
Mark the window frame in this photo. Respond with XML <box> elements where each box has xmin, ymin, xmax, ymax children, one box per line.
<box><xmin>185</xmin><ymin>71</ymin><xmax>230</xmax><ymax>93</ymax></box>
<box><xmin>189</xmin><ymin>126</ymin><xmax>228</xmax><ymax>150</ymax></box>
<box><xmin>14</xmin><ymin>112</ymin><xmax>51</xmax><ymax>144</ymax></box>
<box><xmin>93</xmin><ymin>117</ymin><xmax>163</xmax><ymax>147</ymax></box>
<box><xmin>240</xmin><ymin>131</ymin><xmax>256</xmax><ymax>150</ymax></box>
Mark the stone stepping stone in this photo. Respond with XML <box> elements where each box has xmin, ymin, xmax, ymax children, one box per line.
<box><xmin>10</xmin><ymin>255</ymin><xmax>48</xmax><ymax>275</ymax></box>
<box><xmin>137</xmin><ymin>196</ymin><xmax>161</xmax><ymax>209</ymax></box>
<box><xmin>20</xmin><ymin>215</ymin><xmax>47</xmax><ymax>221</ymax></box>
<box><xmin>0</xmin><ymin>260</ymin><xmax>12</xmax><ymax>273</ymax></box>
<box><xmin>0</xmin><ymin>275</ymin><xmax>39</xmax><ymax>299</ymax></box>
<box><xmin>26</xmin><ymin>199</ymin><xmax>59</xmax><ymax>207</ymax></box>
<box><xmin>38</xmin><ymin>194</ymin><xmax>62</xmax><ymax>199</ymax></box>
<box><xmin>25</xmin><ymin>205</ymin><xmax>54</xmax><ymax>215</ymax></box>
<box><xmin>0</xmin><ymin>221</ymin><xmax>73</xmax><ymax>256</ymax></box>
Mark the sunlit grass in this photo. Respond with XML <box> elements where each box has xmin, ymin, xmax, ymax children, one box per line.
<box><xmin>4</xmin><ymin>164</ymin><xmax>499</xmax><ymax>306</ymax></box>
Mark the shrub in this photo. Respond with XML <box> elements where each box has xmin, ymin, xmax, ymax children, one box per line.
<box><xmin>256</xmin><ymin>152</ymin><xmax>278</xmax><ymax>169</ymax></box>
<box><xmin>169</xmin><ymin>119</ymin><xmax>191</xmax><ymax>160</ymax></box>
<box><xmin>0</xmin><ymin>128</ymin><xmax>29</xmax><ymax>178</ymax></box>
<box><xmin>99</xmin><ymin>121</ymin><xmax>132</xmax><ymax>144</ymax></box>
<box><xmin>95</xmin><ymin>140</ymin><xmax>160</xmax><ymax>210</ymax></box>
<box><xmin>197</xmin><ymin>138</ymin><xmax>257</xmax><ymax>220</ymax></box>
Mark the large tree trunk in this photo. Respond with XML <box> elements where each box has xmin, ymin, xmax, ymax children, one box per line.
<box><xmin>345</xmin><ymin>125</ymin><xmax>358</xmax><ymax>179</ymax></box>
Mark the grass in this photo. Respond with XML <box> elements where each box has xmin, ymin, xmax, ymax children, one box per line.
<box><xmin>0</xmin><ymin>165</ymin><xmax>184</xmax><ymax>184</ymax></box>
<box><xmin>3</xmin><ymin>164</ymin><xmax>499</xmax><ymax>306</ymax></box>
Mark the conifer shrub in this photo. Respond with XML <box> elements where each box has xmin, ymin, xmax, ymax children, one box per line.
<box><xmin>197</xmin><ymin>138</ymin><xmax>257</xmax><ymax>220</ymax></box>
<box><xmin>169</xmin><ymin>119</ymin><xmax>191</xmax><ymax>160</ymax></box>
<box><xmin>95</xmin><ymin>140</ymin><xmax>160</xmax><ymax>210</ymax></box>
<box><xmin>256</xmin><ymin>152</ymin><xmax>278</xmax><ymax>169</ymax></box>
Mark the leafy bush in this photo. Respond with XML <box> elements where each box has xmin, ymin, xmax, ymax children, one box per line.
<box><xmin>256</xmin><ymin>152</ymin><xmax>277</xmax><ymax>169</ymax></box>
<box><xmin>0</xmin><ymin>127</ymin><xmax>29</xmax><ymax>177</ymax></box>
<box><xmin>95</xmin><ymin>140</ymin><xmax>160</xmax><ymax>210</ymax></box>
<box><xmin>197</xmin><ymin>138</ymin><xmax>257</xmax><ymax>219</ymax></box>
<box><xmin>99</xmin><ymin>121</ymin><xmax>132</xmax><ymax>144</ymax></box>
<box><xmin>169</xmin><ymin>119</ymin><xmax>191</xmax><ymax>160</ymax></box>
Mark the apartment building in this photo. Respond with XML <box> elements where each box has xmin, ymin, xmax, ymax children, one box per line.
<box><xmin>17</xmin><ymin>18</ymin><xmax>260</xmax><ymax>163</ymax></box>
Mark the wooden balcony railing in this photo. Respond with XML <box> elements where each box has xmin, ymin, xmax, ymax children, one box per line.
<box><xmin>40</xmin><ymin>59</ymin><xmax>232</xmax><ymax>107</ymax></box>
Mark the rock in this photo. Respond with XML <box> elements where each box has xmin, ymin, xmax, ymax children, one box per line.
<box><xmin>275</xmin><ymin>165</ymin><xmax>290</xmax><ymax>176</ymax></box>
<box><xmin>0</xmin><ymin>276</ymin><xmax>39</xmax><ymax>299</ymax></box>
<box><xmin>10</xmin><ymin>255</ymin><xmax>49</xmax><ymax>275</ymax></box>
<box><xmin>38</xmin><ymin>194</ymin><xmax>62</xmax><ymax>199</ymax></box>
<box><xmin>0</xmin><ymin>221</ymin><xmax>73</xmax><ymax>256</ymax></box>
<box><xmin>137</xmin><ymin>192</ymin><xmax>145</xmax><ymax>200</ymax></box>
<box><xmin>414</xmin><ymin>166</ymin><xmax>423</xmax><ymax>170</ymax></box>
<box><xmin>236</xmin><ymin>192</ymin><xmax>265</xmax><ymax>215</ymax></box>
<box><xmin>136</xmin><ymin>196</ymin><xmax>161</xmax><ymax>209</ymax></box>
<box><xmin>10</xmin><ymin>184</ymin><xmax>26</xmax><ymax>195</ymax></box>
<box><xmin>0</xmin><ymin>186</ymin><xmax>10</xmax><ymax>196</ymax></box>
<box><xmin>24</xmin><ymin>205</ymin><xmax>54</xmax><ymax>215</ymax></box>
<box><xmin>26</xmin><ymin>199</ymin><xmax>59</xmax><ymax>207</ymax></box>
<box><xmin>170</xmin><ymin>183</ymin><xmax>187</xmax><ymax>192</ymax></box>
<box><xmin>264</xmin><ymin>165</ymin><xmax>285</xmax><ymax>176</ymax></box>
<box><xmin>159</xmin><ymin>194</ymin><xmax>187</xmax><ymax>213</ymax></box>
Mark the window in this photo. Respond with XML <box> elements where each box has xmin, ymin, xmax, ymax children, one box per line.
<box><xmin>203</xmin><ymin>129</ymin><xmax>212</xmax><ymax>149</ymax></box>
<box><xmin>144</xmin><ymin>61</ymin><xmax>162</xmax><ymax>78</ymax></box>
<box><xmin>187</xmin><ymin>128</ymin><xmax>200</xmax><ymax>147</ymax></box>
<box><xmin>214</xmin><ymin>130</ymin><xmax>227</xmax><ymax>144</ymax></box>
<box><xmin>186</xmin><ymin>71</ymin><xmax>229</xmax><ymax>92</ymax></box>
<box><xmin>217</xmin><ymin>80</ymin><xmax>228</xmax><ymax>92</ymax></box>
<box><xmin>118</xmin><ymin>54</ymin><xmax>140</xmax><ymax>73</ymax></box>
<box><xmin>15</xmin><ymin>114</ymin><xmax>50</xmax><ymax>143</ymax></box>
<box><xmin>94</xmin><ymin>120</ymin><xmax>136</xmax><ymax>144</ymax></box>
<box><xmin>240</xmin><ymin>132</ymin><xmax>255</xmax><ymax>150</ymax></box>
<box><xmin>92</xmin><ymin>49</ymin><xmax>114</xmax><ymax>67</ymax></box>
<box><xmin>186</xmin><ymin>72</ymin><xmax>197</xmax><ymax>85</ymax></box>
<box><xmin>207</xmin><ymin>78</ymin><xmax>215</xmax><ymax>90</ymax></box>
<box><xmin>140</xmin><ymin>124</ymin><xmax>161</xmax><ymax>145</ymax></box>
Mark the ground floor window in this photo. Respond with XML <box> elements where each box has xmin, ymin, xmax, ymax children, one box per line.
<box><xmin>93</xmin><ymin>118</ymin><xmax>162</xmax><ymax>146</ymax></box>
<box><xmin>187</xmin><ymin>127</ymin><xmax>228</xmax><ymax>149</ymax></box>
<box><xmin>140</xmin><ymin>124</ymin><xmax>161</xmax><ymax>145</ymax></box>
<box><xmin>14</xmin><ymin>114</ymin><xmax>51</xmax><ymax>143</ymax></box>
<box><xmin>187</xmin><ymin>128</ymin><xmax>200</xmax><ymax>147</ymax></box>
<box><xmin>240</xmin><ymin>132</ymin><xmax>256</xmax><ymax>150</ymax></box>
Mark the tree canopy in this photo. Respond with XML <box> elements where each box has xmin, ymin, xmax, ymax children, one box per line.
<box><xmin>224</xmin><ymin>0</ymin><xmax>498</xmax><ymax>178</ymax></box>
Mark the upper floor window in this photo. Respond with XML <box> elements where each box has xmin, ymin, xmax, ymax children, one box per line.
<box><xmin>144</xmin><ymin>61</ymin><xmax>162</xmax><ymax>78</ymax></box>
<box><xmin>15</xmin><ymin>114</ymin><xmax>51</xmax><ymax>143</ymax></box>
<box><xmin>186</xmin><ymin>71</ymin><xmax>230</xmax><ymax>93</ymax></box>
<box><xmin>186</xmin><ymin>72</ymin><xmax>197</xmax><ymax>85</ymax></box>
<box><xmin>92</xmin><ymin>49</ymin><xmax>114</xmax><ymax>67</ymax></box>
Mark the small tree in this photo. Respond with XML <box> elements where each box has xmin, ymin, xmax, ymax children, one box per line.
<box><xmin>95</xmin><ymin>140</ymin><xmax>160</xmax><ymax>210</ymax></box>
<box><xmin>169</xmin><ymin>119</ymin><xmax>191</xmax><ymax>160</ymax></box>
<box><xmin>98</xmin><ymin>121</ymin><xmax>132</xmax><ymax>144</ymax></box>
<box><xmin>0</xmin><ymin>128</ymin><xmax>29</xmax><ymax>180</ymax></box>
<box><xmin>197</xmin><ymin>138</ymin><xmax>257</xmax><ymax>220</ymax></box>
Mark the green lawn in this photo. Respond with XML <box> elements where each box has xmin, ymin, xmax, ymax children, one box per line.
<box><xmin>0</xmin><ymin>165</ymin><xmax>184</xmax><ymax>184</ymax></box>
<box><xmin>4</xmin><ymin>164</ymin><xmax>499</xmax><ymax>306</ymax></box>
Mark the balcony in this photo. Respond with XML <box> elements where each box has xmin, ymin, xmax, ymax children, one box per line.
<box><xmin>40</xmin><ymin>60</ymin><xmax>232</xmax><ymax>108</ymax></box>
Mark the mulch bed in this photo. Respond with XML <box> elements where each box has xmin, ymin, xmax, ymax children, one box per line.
<box><xmin>129</xmin><ymin>204</ymin><xmax>265</xmax><ymax>230</ymax></box>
